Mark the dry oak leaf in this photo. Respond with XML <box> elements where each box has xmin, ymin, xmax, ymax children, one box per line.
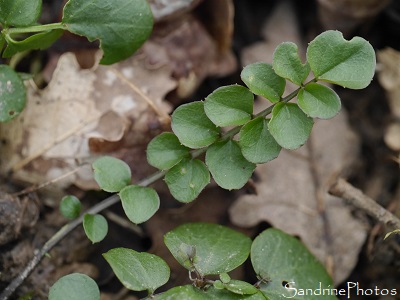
<box><xmin>229</xmin><ymin>111</ymin><xmax>367</xmax><ymax>284</ymax></box>
<box><xmin>0</xmin><ymin>51</ymin><xmax>175</xmax><ymax>190</ymax></box>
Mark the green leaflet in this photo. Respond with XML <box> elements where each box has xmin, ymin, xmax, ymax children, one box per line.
<box><xmin>241</xmin><ymin>62</ymin><xmax>286</xmax><ymax>103</ymax></box>
<box><xmin>307</xmin><ymin>30</ymin><xmax>375</xmax><ymax>89</ymax></box>
<box><xmin>62</xmin><ymin>0</ymin><xmax>153</xmax><ymax>65</ymax></box>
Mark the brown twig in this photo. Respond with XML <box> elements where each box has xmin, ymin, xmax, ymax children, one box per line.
<box><xmin>329</xmin><ymin>178</ymin><xmax>400</xmax><ymax>229</ymax></box>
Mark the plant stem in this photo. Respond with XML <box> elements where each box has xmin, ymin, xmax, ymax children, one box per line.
<box><xmin>3</xmin><ymin>23</ymin><xmax>64</xmax><ymax>35</ymax></box>
<box><xmin>0</xmin><ymin>83</ymin><xmax>306</xmax><ymax>299</ymax></box>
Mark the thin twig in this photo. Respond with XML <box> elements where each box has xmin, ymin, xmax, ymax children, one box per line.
<box><xmin>329</xmin><ymin>178</ymin><xmax>400</xmax><ymax>229</ymax></box>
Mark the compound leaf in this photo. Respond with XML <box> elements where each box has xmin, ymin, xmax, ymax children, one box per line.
<box><xmin>147</xmin><ymin>132</ymin><xmax>190</xmax><ymax>170</ymax></box>
<box><xmin>204</xmin><ymin>85</ymin><xmax>254</xmax><ymax>127</ymax></box>
<box><xmin>62</xmin><ymin>0</ymin><xmax>153</xmax><ymax>65</ymax></box>
<box><xmin>103</xmin><ymin>248</ymin><xmax>170</xmax><ymax>293</ymax></box>
<box><xmin>0</xmin><ymin>65</ymin><xmax>26</xmax><ymax>122</ymax></box>
<box><xmin>273</xmin><ymin>42</ymin><xmax>310</xmax><ymax>85</ymax></box>
<box><xmin>171</xmin><ymin>101</ymin><xmax>220</xmax><ymax>149</ymax></box>
<box><xmin>251</xmin><ymin>228</ymin><xmax>336</xmax><ymax>300</ymax></box>
<box><xmin>307</xmin><ymin>30</ymin><xmax>375</xmax><ymax>89</ymax></box>
<box><xmin>164</xmin><ymin>223</ymin><xmax>252</xmax><ymax>276</ymax></box>
<box><xmin>92</xmin><ymin>156</ymin><xmax>131</xmax><ymax>192</ymax></box>
<box><xmin>298</xmin><ymin>83</ymin><xmax>341</xmax><ymax>119</ymax></box>
<box><xmin>241</xmin><ymin>62</ymin><xmax>285</xmax><ymax>103</ymax></box>
<box><xmin>165</xmin><ymin>158</ymin><xmax>210</xmax><ymax>203</ymax></box>
<box><xmin>0</xmin><ymin>0</ymin><xmax>42</xmax><ymax>27</ymax></box>
<box><xmin>119</xmin><ymin>185</ymin><xmax>160</xmax><ymax>224</ymax></box>
<box><xmin>239</xmin><ymin>117</ymin><xmax>281</xmax><ymax>164</ymax></box>
<box><xmin>83</xmin><ymin>214</ymin><xmax>108</xmax><ymax>244</ymax></box>
<box><xmin>49</xmin><ymin>273</ymin><xmax>100</xmax><ymax>300</ymax></box>
<box><xmin>268</xmin><ymin>103</ymin><xmax>313</xmax><ymax>150</ymax></box>
<box><xmin>206</xmin><ymin>140</ymin><xmax>255</xmax><ymax>190</ymax></box>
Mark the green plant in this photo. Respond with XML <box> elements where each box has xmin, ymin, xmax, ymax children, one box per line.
<box><xmin>0</xmin><ymin>30</ymin><xmax>376</xmax><ymax>299</ymax></box>
<box><xmin>0</xmin><ymin>0</ymin><xmax>153</xmax><ymax>122</ymax></box>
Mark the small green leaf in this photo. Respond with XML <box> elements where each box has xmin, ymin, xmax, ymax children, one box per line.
<box><xmin>155</xmin><ymin>285</ymin><xmax>266</xmax><ymax>300</ymax></box>
<box><xmin>119</xmin><ymin>185</ymin><xmax>160</xmax><ymax>224</ymax></box>
<box><xmin>2</xmin><ymin>30</ymin><xmax>63</xmax><ymax>58</ymax></box>
<box><xmin>220</xmin><ymin>273</ymin><xmax>231</xmax><ymax>284</ymax></box>
<box><xmin>164</xmin><ymin>223</ymin><xmax>252</xmax><ymax>276</ymax></box>
<box><xmin>204</xmin><ymin>85</ymin><xmax>254</xmax><ymax>127</ymax></box>
<box><xmin>62</xmin><ymin>0</ymin><xmax>153</xmax><ymax>65</ymax></box>
<box><xmin>251</xmin><ymin>228</ymin><xmax>336</xmax><ymax>300</ymax></box>
<box><xmin>0</xmin><ymin>0</ymin><xmax>42</xmax><ymax>27</ymax></box>
<box><xmin>214</xmin><ymin>280</ymin><xmax>225</xmax><ymax>290</ymax></box>
<box><xmin>307</xmin><ymin>30</ymin><xmax>376</xmax><ymax>89</ymax></box>
<box><xmin>239</xmin><ymin>117</ymin><xmax>281</xmax><ymax>164</ymax></box>
<box><xmin>268</xmin><ymin>103</ymin><xmax>314</xmax><ymax>150</ymax></box>
<box><xmin>273</xmin><ymin>42</ymin><xmax>310</xmax><ymax>85</ymax></box>
<box><xmin>103</xmin><ymin>248</ymin><xmax>170</xmax><ymax>293</ymax></box>
<box><xmin>171</xmin><ymin>101</ymin><xmax>220</xmax><ymax>149</ymax></box>
<box><xmin>146</xmin><ymin>132</ymin><xmax>190</xmax><ymax>170</ymax></box>
<box><xmin>60</xmin><ymin>195</ymin><xmax>81</xmax><ymax>219</ymax></box>
<box><xmin>241</xmin><ymin>62</ymin><xmax>286</xmax><ymax>103</ymax></box>
<box><xmin>83</xmin><ymin>214</ymin><xmax>108</xmax><ymax>243</ymax></box>
<box><xmin>92</xmin><ymin>156</ymin><xmax>131</xmax><ymax>192</ymax></box>
<box><xmin>298</xmin><ymin>83</ymin><xmax>341</xmax><ymax>119</ymax></box>
<box><xmin>0</xmin><ymin>65</ymin><xmax>26</xmax><ymax>122</ymax></box>
<box><xmin>165</xmin><ymin>158</ymin><xmax>210</xmax><ymax>203</ymax></box>
<box><xmin>224</xmin><ymin>280</ymin><xmax>259</xmax><ymax>295</ymax></box>
<box><xmin>206</xmin><ymin>140</ymin><xmax>255</xmax><ymax>190</ymax></box>
<box><xmin>49</xmin><ymin>273</ymin><xmax>100</xmax><ymax>300</ymax></box>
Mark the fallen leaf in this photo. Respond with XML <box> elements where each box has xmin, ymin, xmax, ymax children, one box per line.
<box><xmin>229</xmin><ymin>111</ymin><xmax>367</xmax><ymax>284</ymax></box>
<box><xmin>0</xmin><ymin>51</ymin><xmax>175</xmax><ymax>191</ymax></box>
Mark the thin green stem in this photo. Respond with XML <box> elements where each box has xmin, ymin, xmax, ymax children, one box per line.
<box><xmin>3</xmin><ymin>23</ymin><xmax>64</xmax><ymax>35</ymax></box>
<box><xmin>0</xmin><ymin>81</ymin><xmax>310</xmax><ymax>300</ymax></box>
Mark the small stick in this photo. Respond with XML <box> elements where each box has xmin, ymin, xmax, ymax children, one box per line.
<box><xmin>329</xmin><ymin>178</ymin><xmax>400</xmax><ymax>229</ymax></box>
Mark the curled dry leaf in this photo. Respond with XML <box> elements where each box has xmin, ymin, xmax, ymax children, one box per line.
<box><xmin>229</xmin><ymin>111</ymin><xmax>367</xmax><ymax>284</ymax></box>
<box><xmin>317</xmin><ymin>0</ymin><xmax>391</xmax><ymax>35</ymax></box>
<box><xmin>0</xmin><ymin>51</ymin><xmax>175</xmax><ymax>191</ymax></box>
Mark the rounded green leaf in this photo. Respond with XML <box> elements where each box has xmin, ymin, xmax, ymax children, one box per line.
<box><xmin>165</xmin><ymin>158</ymin><xmax>210</xmax><ymax>203</ymax></box>
<box><xmin>171</xmin><ymin>101</ymin><xmax>220</xmax><ymax>149</ymax></box>
<box><xmin>268</xmin><ymin>103</ymin><xmax>314</xmax><ymax>150</ymax></box>
<box><xmin>251</xmin><ymin>228</ymin><xmax>336</xmax><ymax>300</ymax></box>
<box><xmin>49</xmin><ymin>273</ymin><xmax>100</xmax><ymax>300</ymax></box>
<box><xmin>0</xmin><ymin>65</ymin><xmax>26</xmax><ymax>122</ymax></box>
<box><xmin>224</xmin><ymin>280</ymin><xmax>259</xmax><ymax>295</ymax></box>
<box><xmin>83</xmin><ymin>214</ymin><xmax>108</xmax><ymax>243</ymax></box>
<box><xmin>62</xmin><ymin>0</ymin><xmax>153</xmax><ymax>65</ymax></box>
<box><xmin>307</xmin><ymin>30</ymin><xmax>376</xmax><ymax>89</ymax></box>
<box><xmin>60</xmin><ymin>195</ymin><xmax>81</xmax><ymax>219</ymax></box>
<box><xmin>220</xmin><ymin>273</ymin><xmax>231</xmax><ymax>284</ymax></box>
<box><xmin>146</xmin><ymin>132</ymin><xmax>190</xmax><ymax>170</ymax></box>
<box><xmin>241</xmin><ymin>62</ymin><xmax>286</xmax><ymax>103</ymax></box>
<box><xmin>0</xmin><ymin>0</ymin><xmax>42</xmax><ymax>27</ymax></box>
<box><xmin>155</xmin><ymin>285</ymin><xmax>266</xmax><ymax>300</ymax></box>
<box><xmin>92</xmin><ymin>156</ymin><xmax>131</xmax><ymax>192</ymax></box>
<box><xmin>298</xmin><ymin>83</ymin><xmax>341</xmax><ymax>119</ymax></box>
<box><xmin>103</xmin><ymin>248</ymin><xmax>170</xmax><ymax>293</ymax></box>
<box><xmin>273</xmin><ymin>42</ymin><xmax>310</xmax><ymax>85</ymax></box>
<box><xmin>164</xmin><ymin>223</ymin><xmax>252</xmax><ymax>276</ymax></box>
<box><xmin>206</xmin><ymin>140</ymin><xmax>256</xmax><ymax>190</ymax></box>
<box><xmin>204</xmin><ymin>85</ymin><xmax>254</xmax><ymax>126</ymax></box>
<box><xmin>239</xmin><ymin>117</ymin><xmax>281</xmax><ymax>164</ymax></box>
<box><xmin>2</xmin><ymin>29</ymin><xmax>63</xmax><ymax>58</ymax></box>
<box><xmin>119</xmin><ymin>185</ymin><xmax>160</xmax><ymax>224</ymax></box>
